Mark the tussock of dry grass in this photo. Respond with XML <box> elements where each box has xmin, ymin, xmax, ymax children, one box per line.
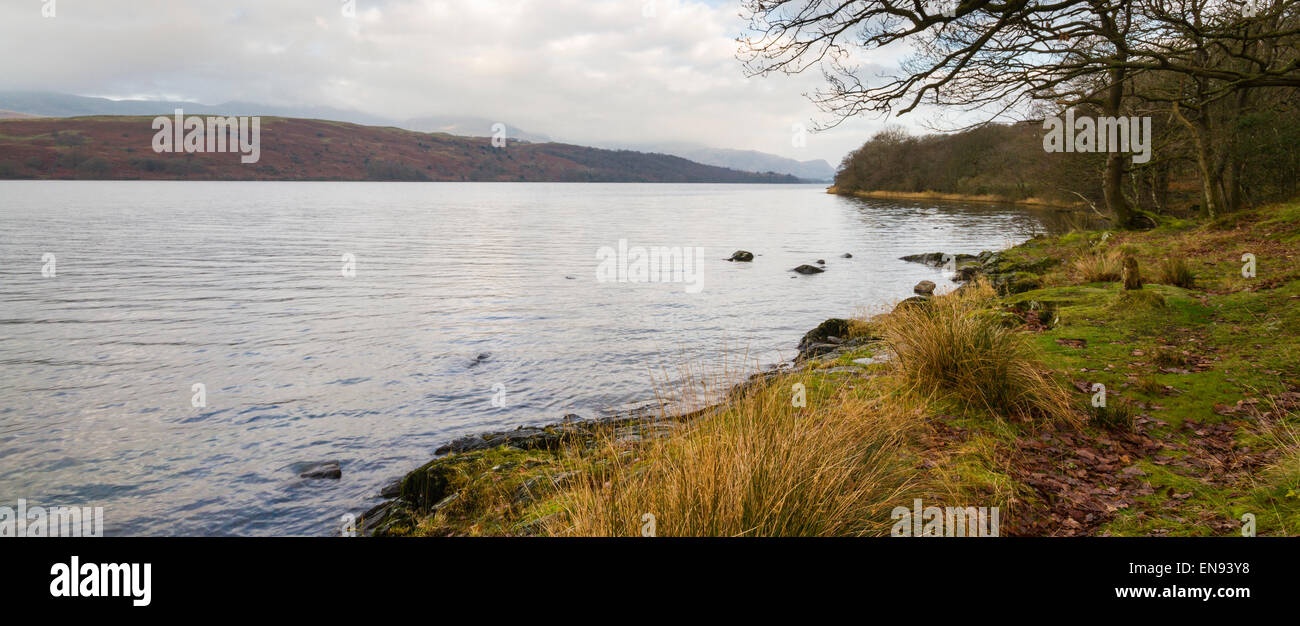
<box><xmin>1155</xmin><ymin>257</ymin><xmax>1196</xmax><ymax>288</ymax></box>
<box><xmin>547</xmin><ymin>376</ymin><xmax>921</xmax><ymax>537</ymax></box>
<box><xmin>1071</xmin><ymin>247</ymin><xmax>1123</xmax><ymax>283</ymax></box>
<box><xmin>878</xmin><ymin>280</ymin><xmax>1078</xmax><ymax>422</ymax></box>
<box><xmin>1256</xmin><ymin>399</ymin><xmax>1300</xmax><ymax>491</ymax></box>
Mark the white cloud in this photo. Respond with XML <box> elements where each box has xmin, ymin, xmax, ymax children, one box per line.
<box><xmin>0</xmin><ymin>0</ymin><xmax>927</xmax><ymax>165</ymax></box>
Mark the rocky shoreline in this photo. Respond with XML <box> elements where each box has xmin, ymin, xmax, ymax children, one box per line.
<box><xmin>351</xmin><ymin>241</ymin><xmax>1056</xmax><ymax>536</ymax></box>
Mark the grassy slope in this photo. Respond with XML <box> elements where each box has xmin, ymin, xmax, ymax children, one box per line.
<box><xmin>368</xmin><ymin>200</ymin><xmax>1300</xmax><ymax>537</ymax></box>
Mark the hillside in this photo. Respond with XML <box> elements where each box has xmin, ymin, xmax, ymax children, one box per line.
<box><xmin>612</xmin><ymin>141</ymin><xmax>835</xmax><ymax>181</ymax></box>
<box><xmin>0</xmin><ymin>116</ymin><xmax>801</xmax><ymax>183</ymax></box>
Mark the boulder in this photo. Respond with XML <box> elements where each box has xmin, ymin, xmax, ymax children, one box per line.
<box><xmin>298</xmin><ymin>461</ymin><xmax>342</xmax><ymax>480</ymax></box>
<box><xmin>913</xmin><ymin>280</ymin><xmax>936</xmax><ymax>296</ymax></box>
<box><xmin>792</xmin><ymin>264</ymin><xmax>825</xmax><ymax>274</ymax></box>
<box><xmin>900</xmin><ymin>252</ymin><xmax>978</xmax><ymax>268</ymax></box>
<box><xmin>900</xmin><ymin>252</ymin><xmax>947</xmax><ymax>266</ymax></box>
<box><xmin>955</xmin><ymin>261</ymin><xmax>984</xmax><ymax>281</ymax></box>
<box><xmin>399</xmin><ymin>460</ymin><xmax>453</xmax><ymax>510</ymax></box>
<box><xmin>797</xmin><ymin>318</ymin><xmax>853</xmax><ymax>359</ymax></box>
<box><xmin>726</xmin><ymin>250</ymin><xmax>754</xmax><ymax>262</ymax></box>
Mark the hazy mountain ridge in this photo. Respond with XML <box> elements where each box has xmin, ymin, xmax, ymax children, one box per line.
<box><xmin>0</xmin><ymin>92</ymin><xmax>825</xmax><ymax>179</ymax></box>
<box><xmin>0</xmin><ymin>115</ymin><xmax>802</xmax><ymax>183</ymax></box>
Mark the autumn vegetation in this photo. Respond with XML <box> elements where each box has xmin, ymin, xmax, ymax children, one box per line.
<box><xmin>377</xmin><ymin>198</ymin><xmax>1300</xmax><ymax>537</ymax></box>
<box><xmin>741</xmin><ymin>0</ymin><xmax>1300</xmax><ymax>226</ymax></box>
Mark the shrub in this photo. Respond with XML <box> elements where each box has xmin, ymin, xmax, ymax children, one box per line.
<box><xmin>129</xmin><ymin>157</ymin><xmax>167</xmax><ymax>172</ymax></box>
<box><xmin>56</xmin><ymin>149</ymin><xmax>90</xmax><ymax>170</ymax></box>
<box><xmin>76</xmin><ymin>157</ymin><xmax>111</xmax><ymax>178</ymax></box>
<box><xmin>365</xmin><ymin>159</ymin><xmax>429</xmax><ymax>181</ymax></box>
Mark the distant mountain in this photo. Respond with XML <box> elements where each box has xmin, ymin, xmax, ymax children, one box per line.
<box><xmin>0</xmin><ymin>92</ymin><xmax>830</xmax><ymax>180</ymax></box>
<box><xmin>0</xmin><ymin>116</ymin><xmax>802</xmax><ymax>183</ymax></box>
<box><xmin>610</xmin><ymin>142</ymin><xmax>835</xmax><ymax>182</ymax></box>
<box><xmin>400</xmin><ymin>116</ymin><xmax>551</xmax><ymax>144</ymax></box>
<box><xmin>0</xmin><ymin>91</ymin><xmax>550</xmax><ymax>142</ymax></box>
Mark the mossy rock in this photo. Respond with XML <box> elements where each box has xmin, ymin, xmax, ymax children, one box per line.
<box><xmin>991</xmin><ymin>271</ymin><xmax>1042</xmax><ymax>294</ymax></box>
<box><xmin>799</xmin><ymin>318</ymin><xmax>852</xmax><ymax>348</ymax></box>
<box><xmin>1008</xmin><ymin>272</ymin><xmax>1043</xmax><ymax>294</ymax></box>
<box><xmin>400</xmin><ymin>459</ymin><xmax>456</xmax><ymax>510</ymax></box>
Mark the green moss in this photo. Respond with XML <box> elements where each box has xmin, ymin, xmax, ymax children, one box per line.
<box><xmin>1109</xmin><ymin>288</ymin><xmax>1166</xmax><ymax>311</ymax></box>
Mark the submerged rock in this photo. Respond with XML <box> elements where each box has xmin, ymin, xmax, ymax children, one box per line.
<box><xmin>792</xmin><ymin>264</ymin><xmax>825</xmax><ymax>274</ymax></box>
<box><xmin>299</xmin><ymin>461</ymin><xmax>342</xmax><ymax>480</ymax></box>
<box><xmin>841</xmin><ymin>253</ymin><xmax>853</xmax><ymax>258</ymax></box>
<box><xmin>726</xmin><ymin>250</ymin><xmax>754</xmax><ymax>262</ymax></box>
<box><xmin>899</xmin><ymin>252</ymin><xmax>978</xmax><ymax>267</ymax></box>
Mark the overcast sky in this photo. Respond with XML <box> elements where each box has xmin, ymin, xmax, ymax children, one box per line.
<box><xmin>0</xmin><ymin>0</ymin><xmax>928</xmax><ymax>165</ymax></box>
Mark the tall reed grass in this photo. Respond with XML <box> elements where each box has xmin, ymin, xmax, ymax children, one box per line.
<box><xmin>877</xmin><ymin>281</ymin><xmax>1077</xmax><ymax>421</ymax></box>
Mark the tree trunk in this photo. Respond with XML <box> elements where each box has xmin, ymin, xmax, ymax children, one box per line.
<box><xmin>1102</xmin><ymin>69</ymin><xmax>1135</xmax><ymax>228</ymax></box>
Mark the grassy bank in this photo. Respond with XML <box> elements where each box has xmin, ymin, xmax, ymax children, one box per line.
<box><xmin>827</xmin><ymin>187</ymin><xmax>1082</xmax><ymax>209</ymax></box>
<box><xmin>364</xmin><ymin>199</ymin><xmax>1300</xmax><ymax>536</ymax></box>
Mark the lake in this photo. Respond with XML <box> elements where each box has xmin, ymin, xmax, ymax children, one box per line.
<box><xmin>0</xmin><ymin>181</ymin><xmax>1051</xmax><ymax>535</ymax></box>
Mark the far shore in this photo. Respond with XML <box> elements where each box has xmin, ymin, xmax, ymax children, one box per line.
<box><xmin>827</xmin><ymin>187</ymin><xmax>1083</xmax><ymax>209</ymax></box>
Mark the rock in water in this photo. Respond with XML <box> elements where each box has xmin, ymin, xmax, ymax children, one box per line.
<box><xmin>913</xmin><ymin>280</ymin><xmax>936</xmax><ymax>296</ymax></box>
<box><xmin>726</xmin><ymin>250</ymin><xmax>754</xmax><ymax>262</ymax></box>
<box><xmin>299</xmin><ymin>461</ymin><xmax>342</xmax><ymax>480</ymax></box>
<box><xmin>841</xmin><ymin>253</ymin><xmax>853</xmax><ymax>258</ymax></box>
<box><xmin>792</xmin><ymin>264</ymin><xmax>824</xmax><ymax>274</ymax></box>
<box><xmin>816</xmin><ymin>259</ymin><xmax>826</xmax><ymax>265</ymax></box>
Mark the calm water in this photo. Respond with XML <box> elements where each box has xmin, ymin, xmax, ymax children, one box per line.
<box><xmin>0</xmin><ymin>182</ymin><xmax>1049</xmax><ymax>535</ymax></box>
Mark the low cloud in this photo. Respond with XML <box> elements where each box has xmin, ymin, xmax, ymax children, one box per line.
<box><xmin>0</xmin><ymin>0</ymin><xmax>914</xmax><ymax>165</ymax></box>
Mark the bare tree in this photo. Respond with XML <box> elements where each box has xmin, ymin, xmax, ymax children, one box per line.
<box><xmin>740</xmin><ymin>0</ymin><xmax>1300</xmax><ymax>224</ymax></box>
